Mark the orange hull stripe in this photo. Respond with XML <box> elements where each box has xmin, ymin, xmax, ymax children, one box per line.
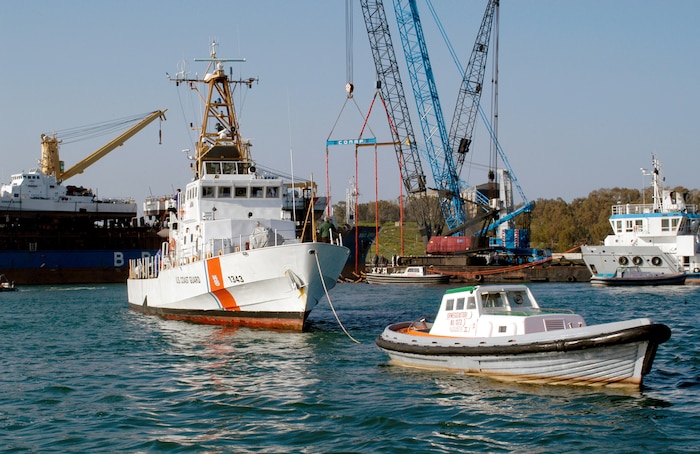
<box><xmin>206</xmin><ymin>257</ymin><xmax>239</xmax><ymax>310</ymax></box>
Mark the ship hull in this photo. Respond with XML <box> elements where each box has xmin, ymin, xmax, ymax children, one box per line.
<box><xmin>127</xmin><ymin>242</ymin><xmax>349</xmax><ymax>331</ymax></box>
<box><xmin>0</xmin><ymin>249</ymin><xmax>158</xmax><ymax>285</ymax></box>
<box><xmin>581</xmin><ymin>246</ymin><xmax>678</xmax><ymax>276</ymax></box>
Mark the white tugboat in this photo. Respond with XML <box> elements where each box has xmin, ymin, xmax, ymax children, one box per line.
<box><xmin>376</xmin><ymin>284</ymin><xmax>671</xmax><ymax>388</ymax></box>
<box><xmin>581</xmin><ymin>155</ymin><xmax>700</xmax><ymax>284</ymax></box>
<box><xmin>127</xmin><ymin>42</ymin><xmax>349</xmax><ymax>330</ymax></box>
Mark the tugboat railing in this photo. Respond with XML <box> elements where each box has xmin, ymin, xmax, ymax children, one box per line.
<box><xmin>612</xmin><ymin>203</ymin><xmax>697</xmax><ymax>215</ymax></box>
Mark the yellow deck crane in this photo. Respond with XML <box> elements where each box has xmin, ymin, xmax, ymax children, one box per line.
<box><xmin>40</xmin><ymin>109</ymin><xmax>167</xmax><ymax>182</ymax></box>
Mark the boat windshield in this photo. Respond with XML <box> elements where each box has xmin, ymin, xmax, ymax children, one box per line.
<box><xmin>482</xmin><ymin>292</ymin><xmax>505</xmax><ymax>309</ymax></box>
<box><xmin>506</xmin><ymin>290</ymin><xmax>534</xmax><ymax>309</ymax></box>
<box><xmin>481</xmin><ymin>290</ymin><xmax>535</xmax><ymax>311</ymax></box>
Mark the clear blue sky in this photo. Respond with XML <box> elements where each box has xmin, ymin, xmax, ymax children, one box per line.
<box><xmin>1</xmin><ymin>1</ymin><xmax>698</xmax><ymax>211</ymax></box>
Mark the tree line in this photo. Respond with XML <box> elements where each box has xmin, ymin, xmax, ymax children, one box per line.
<box><xmin>332</xmin><ymin>186</ymin><xmax>700</xmax><ymax>253</ymax></box>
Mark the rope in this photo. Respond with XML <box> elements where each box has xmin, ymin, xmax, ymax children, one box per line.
<box><xmin>313</xmin><ymin>251</ymin><xmax>360</xmax><ymax>343</ymax></box>
<box><xmin>444</xmin><ymin>256</ymin><xmax>553</xmax><ymax>278</ymax></box>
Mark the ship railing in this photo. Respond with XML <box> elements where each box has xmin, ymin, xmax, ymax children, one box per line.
<box><xmin>129</xmin><ymin>255</ymin><xmax>161</xmax><ymax>279</ymax></box>
<box><xmin>612</xmin><ymin>203</ymin><xmax>654</xmax><ymax>215</ymax></box>
<box><xmin>201</xmin><ymin>229</ymin><xmax>295</xmax><ymax>258</ymax></box>
<box><xmin>613</xmin><ymin>203</ymin><xmax>697</xmax><ymax>215</ymax></box>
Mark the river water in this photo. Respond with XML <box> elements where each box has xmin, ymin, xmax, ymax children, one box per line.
<box><xmin>1</xmin><ymin>282</ymin><xmax>698</xmax><ymax>452</ymax></box>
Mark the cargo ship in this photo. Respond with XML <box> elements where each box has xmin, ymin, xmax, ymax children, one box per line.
<box><xmin>0</xmin><ymin>111</ymin><xmax>167</xmax><ymax>285</ymax></box>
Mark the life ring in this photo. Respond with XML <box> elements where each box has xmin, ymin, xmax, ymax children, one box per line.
<box><xmin>618</xmin><ymin>256</ymin><xmax>629</xmax><ymax>266</ymax></box>
<box><xmin>474</xmin><ymin>274</ymin><xmax>483</xmax><ymax>283</ymax></box>
<box><xmin>694</xmin><ymin>268</ymin><xmax>700</xmax><ymax>273</ymax></box>
<box><xmin>567</xmin><ymin>275</ymin><xmax>576</xmax><ymax>282</ymax></box>
<box><xmin>651</xmin><ymin>256</ymin><xmax>662</xmax><ymax>266</ymax></box>
<box><xmin>632</xmin><ymin>256</ymin><xmax>643</xmax><ymax>266</ymax></box>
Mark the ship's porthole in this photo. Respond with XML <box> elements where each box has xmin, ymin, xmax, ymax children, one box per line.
<box><xmin>618</xmin><ymin>256</ymin><xmax>629</xmax><ymax>266</ymax></box>
<box><xmin>632</xmin><ymin>256</ymin><xmax>643</xmax><ymax>266</ymax></box>
<box><xmin>651</xmin><ymin>256</ymin><xmax>662</xmax><ymax>266</ymax></box>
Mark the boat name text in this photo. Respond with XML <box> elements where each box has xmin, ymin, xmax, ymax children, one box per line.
<box><xmin>176</xmin><ymin>276</ymin><xmax>202</xmax><ymax>284</ymax></box>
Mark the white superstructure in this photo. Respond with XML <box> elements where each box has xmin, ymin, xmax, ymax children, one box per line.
<box><xmin>0</xmin><ymin>169</ymin><xmax>135</xmax><ymax>216</ymax></box>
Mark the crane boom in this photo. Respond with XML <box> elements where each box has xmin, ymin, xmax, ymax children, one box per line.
<box><xmin>448</xmin><ymin>0</ymin><xmax>497</xmax><ymax>175</ymax></box>
<box><xmin>359</xmin><ymin>0</ymin><xmax>427</xmax><ymax>196</ymax></box>
<box><xmin>55</xmin><ymin>109</ymin><xmax>167</xmax><ymax>182</ymax></box>
<box><xmin>392</xmin><ymin>0</ymin><xmax>466</xmax><ymax>231</ymax></box>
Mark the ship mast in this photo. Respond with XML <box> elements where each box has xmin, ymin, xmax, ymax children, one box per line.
<box><xmin>170</xmin><ymin>41</ymin><xmax>255</xmax><ymax>178</ymax></box>
<box><xmin>650</xmin><ymin>155</ymin><xmax>662</xmax><ymax>212</ymax></box>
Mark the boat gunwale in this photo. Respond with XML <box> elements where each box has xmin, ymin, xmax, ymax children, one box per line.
<box><xmin>376</xmin><ymin>321</ymin><xmax>671</xmax><ymax>357</ymax></box>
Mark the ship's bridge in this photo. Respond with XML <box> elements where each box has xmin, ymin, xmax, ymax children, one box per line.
<box><xmin>182</xmin><ymin>160</ymin><xmax>286</xmax><ymax>223</ymax></box>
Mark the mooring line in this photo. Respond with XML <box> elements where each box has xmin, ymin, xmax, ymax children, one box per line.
<box><xmin>314</xmin><ymin>251</ymin><xmax>360</xmax><ymax>343</ymax></box>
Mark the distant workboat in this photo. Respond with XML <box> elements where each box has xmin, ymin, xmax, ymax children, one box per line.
<box><xmin>376</xmin><ymin>284</ymin><xmax>671</xmax><ymax>389</ymax></box>
<box><xmin>127</xmin><ymin>42</ymin><xmax>349</xmax><ymax>331</ymax></box>
<box><xmin>0</xmin><ymin>274</ymin><xmax>17</xmax><ymax>292</ymax></box>
<box><xmin>581</xmin><ymin>155</ymin><xmax>700</xmax><ymax>284</ymax></box>
<box><xmin>365</xmin><ymin>266</ymin><xmax>450</xmax><ymax>285</ymax></box>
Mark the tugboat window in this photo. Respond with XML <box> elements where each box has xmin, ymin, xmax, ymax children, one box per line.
<box><xmin>235</xmin><ymin>187</ymin><xmax>247</xmax><ymax>198</ymax></box>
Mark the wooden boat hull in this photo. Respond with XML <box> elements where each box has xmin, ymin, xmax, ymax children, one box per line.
<box><xmin>376</xmin><ymin>318</ymin><xmax>671</xmax><ymax>388</ymax></box>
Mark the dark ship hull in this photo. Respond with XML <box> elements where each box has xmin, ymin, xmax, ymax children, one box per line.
<box><xmin>0</xmin><ymin>211</ymin><xmax>162</xmax><ymax>285</ymax></box>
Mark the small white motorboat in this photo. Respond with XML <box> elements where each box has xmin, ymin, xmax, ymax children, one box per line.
<box><xmin>0</xmin><ymin>274</ymin><xmax>17</xmax><ymax>292</ymax></box>
<box><xmin>365</xmin><ymin>266</ymin><xmax>450</xmax><ymax>285</ymax></box>
<box><xmin>375</xmin><ymin>284</ymin><xmax>671</xmax><ymax>388</ymax></box>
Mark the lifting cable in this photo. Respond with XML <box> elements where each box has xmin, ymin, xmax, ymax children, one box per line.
<box><xmin>47</xmin><ymin>112</ymin><xmax>159</xmax><ymax>145</ymax></box>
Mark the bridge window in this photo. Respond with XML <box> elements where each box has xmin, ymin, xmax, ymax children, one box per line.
<box><xmin>205</xmin><ymin>162</ymin><xmax>221</xmax><ymax>175</ymax></box>
<box><xmin>445</xmin><ymin>298</ymin><xmax>454</xmax><ymax>311</ymax></box>
<box><xmin>222</xmin><ymin>162</ymin><xmax>237</xmax><ymax>174</ymax></box>
<box><xmin>266</xmin><ymin>186</ymin><xmax>279</xmax><ymax>198</ymax></box>
<box><xmin>202</xmin><ymin>186</ymin><xmax>215</xmax><ymax>198</ymax></box>
<box><xmin>235</xmin><ymin>187</ymin><xmax>247</xmax><ymax>198</ymax></box>
<box><xmin>672</xmin><ymin>218</ymin><xmax>680</xmax><ymax>231</ymax></box>
<box><xmin>218</xmin><ymin>186</ymin><xmax>231</xmax><ymax>198</ymax></box>
<box><xmin>250</xmin><ymin>186</ymin><xmax>263</xmax><ymax>198</ymax></box>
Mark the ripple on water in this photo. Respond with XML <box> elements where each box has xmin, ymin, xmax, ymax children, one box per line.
<box><xmin>0</xmin><ymin>283</ymin><xmax>698</xmax><ymax>452</ymax></box>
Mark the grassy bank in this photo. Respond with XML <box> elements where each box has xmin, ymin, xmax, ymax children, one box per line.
<box><xmin>362</xmin><ymin>221</ymin><xmax>426</xmax><ymax>260</ymax></box>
